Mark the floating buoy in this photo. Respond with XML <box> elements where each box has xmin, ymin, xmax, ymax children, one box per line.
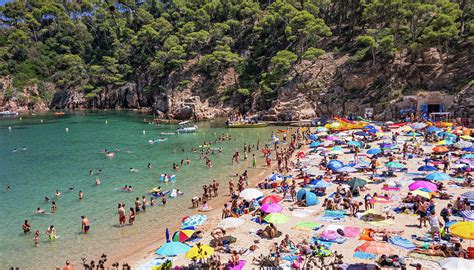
<box><xmin>65</xmin><ymin>128</ymin><xmax>69</xmax><ymax>132</ymax></box>
<box><xmin>142</xmin><ymin>130</ymin><xmax>146</xmax><ymax>134</ymax></box>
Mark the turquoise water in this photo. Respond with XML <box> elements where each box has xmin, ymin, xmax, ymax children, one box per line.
<box><xmin>0</xmin><ymin>112</ymin><xmax>275</xmax><ymax>269</ymax></box>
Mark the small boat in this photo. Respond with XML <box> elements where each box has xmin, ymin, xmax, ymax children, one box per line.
<box><xmin>227</xmin><ymin>122</ymin><xmax>268</xmax><ymax>128</ymax></box>
<box><xmin>0</xmin><ymin>111</ymin><xmax>19</xmax><ymax>116</ymax></box>
<box><xmin>160</xmin><ymin>132</ymin><xmax>176</xmax><ymax>135</ymax></box>
<box><xmin>177</xmin><ymin>121</ymin><xmax>198</xmax><ymax>133</ymax></box>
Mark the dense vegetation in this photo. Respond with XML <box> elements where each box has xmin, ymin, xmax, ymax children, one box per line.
<box><xmin>0</xmin><ymin>0</ymin><xmax>472</xmax><ymax>108</ymax></box>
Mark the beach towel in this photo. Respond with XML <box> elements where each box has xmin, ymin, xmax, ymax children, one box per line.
<box><xmin>227</xmin><ymin>260</ymin><xmax>246</xmax><ymax>270</ymax></box>
<box><xmin>250</xmin><ymin>217</ymin><xmax>267</xmax><ymax>224</ymax></box>
<box><xmin>291</xmin><ymin>208</ymin><xmax>315</xmax><ymax>217</ymax></box>
<box><xmin>343</xmin><ymin>227</ymin><xmax>361</xmax><ymax>238</ymax></box>
<box><xmin>137</xmin><ymin>258</ymin><xmax>171</xmax><ymax>270</ymax></box>
<box><xmin>326</xmin><ymin>224</ymin><xmax>344</xmax><ymax>232</ymax></box>
<box><xmin>320</xmin><ymin>230</ymin><xmax>339</xmax><ymax>241</ymax></box>
<box><xmin>282</xmin><ymin>255</ymin><xmax>298</xmax><ymax>262</ymax></box>
<box><xmin>382</xmin><ymin>186</ymin><xmax>400</xmax><ymax>191</ymax></box>
<box><xmin>324</xmin><ymin>210</ymin><xmax>346</xmax><ymax>217</ymax></box>
<box><xmin>311</xmin><ymin>237</ymin><xmax>334</xmax><ymax>248</ymax></box>
<box><xmin>389</xmin><ymin>236</ymin><xmax>416</xmax><ymax>250</ymax></box>
<box><xmin>353</xmin><ymin>252</ymin><xmax>376</xmax><ymax>260</ymax></box>
<box><xmin>314</xmin><ymin>235</ymin><xmax>346</xmax><ymax>244</ymax></box>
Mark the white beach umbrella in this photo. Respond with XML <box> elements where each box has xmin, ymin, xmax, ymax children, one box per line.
<box><xmin>439</xmin><ymin>258</ymin><xmax>474</xmax><ymax>270</ymax></box>
<box><xmin>217</xmin><ymin>217</ymin><xmax>245</xmax><ymax>229</ymax></box>
<box><xmin>239</xmin><ymin>188</ymin><xmax>263</xmax><ymax>200</ymax></box>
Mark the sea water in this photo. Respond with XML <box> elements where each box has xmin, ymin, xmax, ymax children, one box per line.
<box><xmin>0</xmin><ymin>112</ymin><xmax>276</xmax><ymax>269</ymax></box>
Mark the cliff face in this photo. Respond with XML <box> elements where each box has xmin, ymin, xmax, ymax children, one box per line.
<box><xmin>1</xmin><ymin>47</ymin><xmax>473</xmax><ymax>123</ymax></box>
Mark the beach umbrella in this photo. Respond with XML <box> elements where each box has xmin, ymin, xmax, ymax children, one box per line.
<box><xmin>186</xmin><ymin>244</ymin><xmax>214</xmax><ymax>259</ymax></box>
<box><xmin>436</xmin><ymin>140</ymin><xmax>454</xmax><ymax>145</ymax></box>
<box><xmin>330</xmin><ymin>122</ymin><xmax>341</xmax><ymax>129</ymax></box>
<box><xmin>347</xmin><ymin>178</ymin><xmax>367</xmax><ymax>188</ymax></box>
<box><xmin>309</xmin><ymin>141</ymin><xmax>321</xmax><ymax>148</ymax></box>
<box><xmin>454</xmin><ymin>141</ymin><xmax>472</xmax><ymax>149</ymax></box>
<box><xmin>461</xmin><ymin>191</ymin><xmax>474</xmax><ymax>202</ymax></box>
<box><xmin>311</xmin><ymin>180</ymin><xmax>332</xmax><ymax>188</ymax></box>
<box><xmin>462</xmin><ymin>154</ymin><xmax>474</xmax><ymax>159</ymax></box>
<box><xmin>409</xmin><ymin>181</ymin><xmax>437</xmax><ymax>191</ymax></box>
<box><xmin>458</xmin><ymin>158</ymin><xmax>473</xmax><ymax>165</ymax></box>
<box><xmin>309</xmin><ymin>134</ymin><xmax>318</xmax><ymax>141</ymax></box>
<box><xmin>425</xmin><ymin>172</ymin><xmax>450</xmax><ymax>181</ymax></box>
<box><xmin>412</xmin><ymin>123</ymin><xmax>427</xmax><ymax>130</ymax></box>
<box><xmin>327</xmin><ymin>160</ymin><xmax>344</xmax><ymax>171</ymax></box>
<box><xmin>347</xmin><ymin>141</ymin><xmax>363</xmax><ymax>147</ymax></box>
<box><xmin>462</xmin><ymin>147</ymin><xmax>474</xmax><ymax>152</ymax></box>
<box><xmin>182</xmin><ymin>215</ymin><xmax>207</xmax><ymax>228</ymax></box>
<box><xmin>450</xmin><ymin>221</ymin><xmax>474</xmax><ymax>240</ymax></box>
<box><xmin>261</xmin><ymin>195</ymin><xmax>283</xmax><ymax>204</ymax></box>
<box><xmin>427</xmin><ymin>126</ymin><xmax>441</xmax><ymax>133</ymax></box>
<box><xmin>433</xmin><ymin>146</ymin><xmax>450</xmax><ymax>153</ymax></box>
<box><xmin>268</xmin><ymin>173</ymin><xmax>282</xmax><ymax>181</ymax></box>
<box><xmin>355</xmin><ymin>131</ymin><xmax>369</xmax><ymax>137</ymax></box>
<box><xmin>417</xmin><ymin>165</ymin><xmax>437</xmax><ymax>172</ymax></box>
<box><xmin>460</xmin><ymin>135</ymin><xmax>473</xmax><ymax>141</ymax></box>
<box><xmin>217</xmin><ymin>218</ymin><xmax>245</xmax><ymax>229</ymax></box>
<box><xmin>385</xmin><ymin>162</ymin><xmax>405</xmax><ymax>169</ymax></box>
<box><xmin>264</xmin><ymin>213</ymin><xmax>289</xmax><ymax>224</ymax></box>
<box><xmin>400</xmin><ymin>125</ymin><xmax>413</xmax><ymax>132</ymax></box>
<box><xmin>326</xmin><ymin>135</ymin><xmax>339</xmax><ymax>141</ymax></box>
<box><xmin>367</xmin><ymin>148</ymin><xmax>382</xmax><ymax>155</ymax></box>
<box><xmin>379</xmin><ymin>143</ymin><xmax>393</xmax><ymax>149</ymax></box>
<box><xmin>261</xmin><ymin>203</ymin><xmax>283</xmax><ymax>213</ymax></box>
<box><xmin>172</xmin><ymin>229</ymin><xmax>195</xmax><ymax>242</ymax></box>
<box><xmin>412</xmin><ymin>189</ymin><xmax>432</xmax><ymax>199</ymax></box>
<box><xmin>156</xmin><ymin>241</ymin><xmax>191</xmax><ymax>256</ymax></box>
<box><xmin>294</xmin><ymin>221</ymin><xmax>321</xmax><ymax>231</ymax></box>
<box><xmin>439</xmin><ymin>258</ymin><xmax>474</xmax><ymax>270</ymax></box>
<box><xmin>355</xmin><ymin>241</ymin><xmax>396</xmax><ymax>255</ymax></box>
<box><xmin>316</xmin><ymin>127</ymin><xmax>328</xmax><ymax>132</ymax></box>
<box><xmin>239</xmin><ymin>188</ymin><xmax>263</xmax><ymax>200</ymax></box>
<box><xmin>407</xmin><ymin>132</ymin><xmax>422</xmax><ymax>137</ymax></box>
<box><xmin>336</xmin><ymin>166</ymin><xmax>357</xmax><ymax>173</ymax></box>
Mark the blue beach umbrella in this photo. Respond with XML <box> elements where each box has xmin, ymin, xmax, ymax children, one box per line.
<box><xmin>347</xmin><ymin>141</ymin><xmax>363</xmax><ymax>148</ymax></box>
<box><xmin>364</xmin><ymin>125</ymin><xmax>375</xmax><ymax>130</ymax></box>
<box><xmin>355</xmin><ymin>131</ymin><xmax>369</xmax><ymax>137</ymax></box>
<box><xmin>426</xmin><ymin>126</ymin><xmax>441</xmax><ymax>133</ymax></box>
<box><xmin>385</xmin><ymin>162</ymin><xmax>405</xmax><ymax>169</ymax></box>
<box><xmin>463</xmin><ymin>147</ymin><xmax>474</xmax><ymax>152</ymax></box>
<box><xmin>367</xmin><ymin>148</ymin><xmax>382</xmax><ymax>155</ymax></box>
<box><xmin>327</xmin><ymin>160</ymin><xmax>344</xmax><ymax>171</ymax></box>
<box><xmin>156</xmin><ymin>241</ymin><xmax>191</xmax><ymax>256</ymax></box>
<box><xmin>418</xmin><ymin>165</ymin><xmax>437</xmax><ymax>172</ymax></box>
<box><xmin>461</xmin><ymin>191</ymin><xmax>474</xmax><ymax>202</ymax></box>
<box><xmin>412</xmin><ymin>123</ymin><xmax>427</xmax><ymax>130</ymax></box>
<box><xmin>462</xmin><ymin>154</ymin><xmax>474</xmax><ymax>159</ymax></box>
<box><xmin>379</xmin><ymin>143</ymin><xmax>394</xmax><ymax>149</ymax></box>
<box><xmin>309</xmin><ymin>141</ymin><xmax>321</xmax><ymax>148</ymax></box>
<box><xmin>312</xmin><ymin>180</ymin><xmax>332</xmax><ymax>188</ymax></box>
<box><xmin>182</xmin><ymin>215</ymin><xmax>207</xmax><ymax>228</ymax></box>
<box><xmin>425</xmin><ymin>172</ymin><xmax>450</xmax><ymax>181</ymax></box>
<box><xmin>407</xmin><ymin>132</ymin><xmax>422</xmax><ymax>137</ymax></box>
<box><xmin>317</xmin><ymin>127</ymin><xmax>328</xmax><ymax>132</ymax></box>
<box><xmin>309</xmin><ymin>134</ymin><xmax>318</xmax><ymax>141</ymax></box>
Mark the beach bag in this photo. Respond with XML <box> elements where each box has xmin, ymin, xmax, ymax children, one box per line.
<box><xmin>337</xmin><ymin>228</ymin><xmax>345</xmax><ymax>236</ymax></box>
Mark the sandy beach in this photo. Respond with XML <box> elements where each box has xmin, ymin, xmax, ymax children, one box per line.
<box><xmin>122</xmin><ymin>123</ymin><xmax>473</xmax><ymax>270</ymax></box>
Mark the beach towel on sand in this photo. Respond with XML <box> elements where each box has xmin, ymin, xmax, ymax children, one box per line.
<box><xmin>291</xmin><ymin>208</ymin><xmax>315</xmax><ymax>217</ymax></box>
<box><xmin>353</xmin><ymin>252</ymin><xmax>376</xmax><ymax>260</ymax></box>
<box><xmin>343</xmin><ymin>227</ymin><xmax>360</xmax><ymax>238</ymax></box>
<box><xmin>389</xmin><ymin>236</ymin><xmax>416</xmax><ymax>250</ymax></box>
<box><xmin>227</xmin><ymin>260</ymin><xmax>246</xmax><ymax>270</ymax></box>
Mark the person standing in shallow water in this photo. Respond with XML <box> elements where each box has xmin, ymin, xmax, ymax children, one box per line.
<box><xmin>81</xmin><ymin>216</ymin><xmax>90</xmax><ymax>234</ymax></box>
<box><xmin>118</xmin><ymin>203</ymin><xmax>126</xmax><ymax>227</ymax></box>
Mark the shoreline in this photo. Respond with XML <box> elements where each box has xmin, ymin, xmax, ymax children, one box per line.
<box><xmin>108</xmin><ymin>133</ymin><xmax>292</xmax><ymax>268</ymax></box>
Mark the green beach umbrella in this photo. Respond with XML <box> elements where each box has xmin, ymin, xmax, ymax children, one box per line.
<box><xmin>347</xmin><ymin>177</ymin><xmax>368</xmax><ymax>188</ymax></box>
<box><xmin>385</xmin><ymin>162</ymin><xmax>404</xmax><ymax>169</ymax></box>
<box><xmin>264</xmin><ymin>213</ymin><xmax>289</xmax><ymax>224</ymax></box>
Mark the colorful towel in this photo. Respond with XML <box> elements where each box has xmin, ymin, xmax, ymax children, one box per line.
<box><xmin>291</xmin><ymin>209</ymin><xmax>315</xmax><ymax>217</ymax></box>
<box><xmin>311</xmin><ymin>237</ymin><xmax>334</xmax><ymax>248</ymax></box>
<box><xmin>324</xmin><ymin>210</ymin><xmax>346</xmax><ymax>217</ymax></box>
<box><xmin>227</xmin><ymin>260</ymin><xmax>246</xmax><ymax>270</ymax></box>
<box><xmin>316</xmin><ymin>216</ymin><xmax>345</xmax><ymax>222</ymax></box>
<box><xmin>460</xmin><ymin>210</ymin><xmax>474</xmax><ymax>221</ymax></box>
<box><xmin>389</xmin><ymin>236</ymin><xmax>416</xmax><ymax>250</ymax></box>
<box><xmin>382</xmin><ymin>186</ymin><xmax>400</xmax><ymax>191</ymax></box>
<box><xmin>250</xmin><ymin>217</ymin><xmax>267</xmax><ymax>224</ymax></box>
<box><xmin>353</xmin><ymin>252</ymin><xmax>376</xmax><ymax>260</ymax></box>
<box><xmin>343</xmin><ymin>227</ymin><xmax>360</xmax><ymax>238</ymax></box>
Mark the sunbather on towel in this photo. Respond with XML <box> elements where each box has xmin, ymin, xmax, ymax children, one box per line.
<box><xmin>409</xmin><ymin>243</ymin><xmax>451</xmax><ymax>257</ymax></box>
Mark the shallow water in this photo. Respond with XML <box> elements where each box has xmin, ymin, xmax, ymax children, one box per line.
<box><xmin>0</xmin><ymin>112</ymin><xmax>276</xmax><ymax>269</ymax></box>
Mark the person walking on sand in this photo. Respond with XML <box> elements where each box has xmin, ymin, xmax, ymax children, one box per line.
<box><xmin>229</xmin><ymin>179</ymin><xmax>235</xmax><ymax>196</ymax></box>
<box><xmin>81</xmin><ymin>216</ymin><xmax>90</xmax><ymax>234</ymax></box>
<box><xmin>212</xmin><ymin>180</ymin><xmax>219</xmax><ymax>197</ymax></box>
<box><xmin>118</xmin><ymin>203</ymin><xmax>126</xmax><ymax>226</ymax></box>
<box><xmin>252</xmin><ymin>154</ymin><xmax>257</xmax><ymax>168</ymax></box>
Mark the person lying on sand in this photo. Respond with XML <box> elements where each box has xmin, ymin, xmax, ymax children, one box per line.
<box><xmin>257</xmin><ymin>223</ymin><xmax>278</xmax><ymax>239</ymax></box>
<box><xmin>409</xmin><ymin>243</ymin><xmax>451</xmax><ymax>257</ymax></box>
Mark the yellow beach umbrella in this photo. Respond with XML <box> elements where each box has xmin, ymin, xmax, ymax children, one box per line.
<box><xmin>186</xmin><ymin>244</ymin><xmax>214</xmax><ymax>259</ymax></box>
<box><xmin>450</xmin><ymin>221</ymin><xmax>474</xmax><ymax>240</ymax></box>
<box><xmin>412</xmin><ymin>189</ymin><xmax>431</xmax><ymax>199</ymax></box>
<box><xmin>460</xmin><ymin>135</ymin><xmax>473</xmax><ymax>141</ymax></box>
<box><xmin>330</xmin><ymin>122</ymin><xmax>341</xmax><ymax>129</ymax></box>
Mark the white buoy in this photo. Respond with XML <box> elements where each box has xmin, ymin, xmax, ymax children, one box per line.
<box><xmin>65</xmin><ymin>128</ymin><xmax>69</xmax><ymax>132</ymax></box>
<box><xmin>142</xmin><ymin>130</ymin><xmax>146</xmax><ymax>134</ymax></box>
<box><xmin>8</xmin><ymin>126</ymin><xmax>11</xmax><ymax>131</ymax></box>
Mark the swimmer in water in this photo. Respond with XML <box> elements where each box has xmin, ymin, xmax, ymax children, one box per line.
<box><xmin>23</xmin><ymin>220</ymin><xmax>31</xmax><ymax>233</ymax></box>
<box><xmin>22</xmin><ymin>146</ymin><xmax>27</xmax><ymax>151</ymax></box>
<box><xmin>68</xmin><ymin>187</ymin><xmax>74</xmax><ymax>191</ymax></box>
<box><xmin>34</xmin><ymin>230</ymin><xmax>40</xmax><ymax>247</ymax></box>
<box><xmin>89</xmin><ymin>169</ymin><xmax>93</xmax><ymax>176</ymax></box>
<box><xmin>147</xmin><ymin>163</ymin><xmax>152</xmax><ymax>169</ymax></box>
<box><xmin>35</xmin><ymin>208</ymin><xmax>46</xmax><ymax>214</ymax></box>
<box><xmin>79</xmin><ymin>191</ymin><xmax>84</xmax><ymax>200</ymax></box>
<box><xmin>12</xmin><ymin>148</ymin><xmax>18</xmax><ymax>153</ymax></box>
<box><xmin>46</xmin><ymin>225</ymin><xmax>56</xmax><ymax>239</ymax></box>
<box><xmin>51</xmin><ymin>201</ymin><xmax>57</xmax><ymax>213</ymax></box>
<box><xmin>45</xmin><ymin>197</ymin><xmax>50</xmax><ymax>202</ymax></box>
<box><xmin>95</xmin><ymin>176</ymin><xmax>101</xmax><ymax>185</ymax></box>
<box><xmin>55</xmin><ymin>190</ymin><xmax>61</xmax><ymax>197</ymax></box>
<box><xmin>5</xmin><ymin>185</ymin><xmax>11</xmax><ymax>192</ymax></box>
<box><xmin>130</xmin><ymin>168</ymin><xmax>138</xmax><ymax>173</ymax></box>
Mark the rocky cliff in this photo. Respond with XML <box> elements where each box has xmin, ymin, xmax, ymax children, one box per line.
<box><xmin>1</xmin><ymin>47</ymin><xmax>473</xmax><ymax>123</ymax></box>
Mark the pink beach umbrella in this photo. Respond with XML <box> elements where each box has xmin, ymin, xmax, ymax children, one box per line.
<box><xmin>261</xmin><ymin>203</ymin><xmax>283</xmax><ymax>213</ymax></box>
<box><xmin>408</xmin><ymin>181</ymin><xmax>437</xmax><ymax>192</ymax></box>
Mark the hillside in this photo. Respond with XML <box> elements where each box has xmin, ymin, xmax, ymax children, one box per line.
<box><xmin>0</xmin><ymin>0</ymin><xmax>473</xmax><ymax>121</ymax></box>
